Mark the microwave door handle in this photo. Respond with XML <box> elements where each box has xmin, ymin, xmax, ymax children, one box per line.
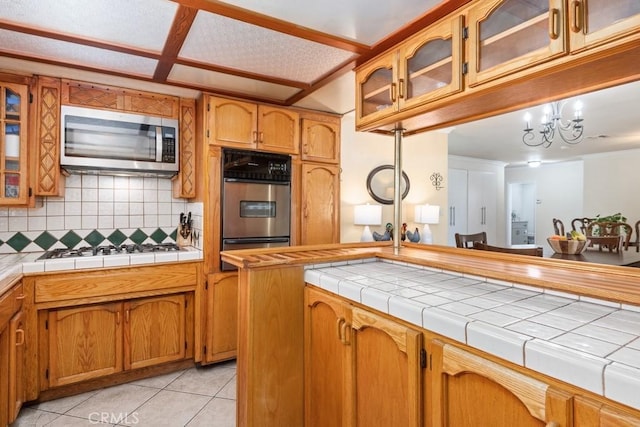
<box><xmin>155</xmin><ymin>126</ymin><xmax>163</xmax><ymax>162</ymax></box>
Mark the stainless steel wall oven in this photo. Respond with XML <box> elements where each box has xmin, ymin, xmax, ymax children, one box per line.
<box><xmin>221</xmin><ymin>148</ymin><xmax>291</xmax><ymax>270</ymax></box>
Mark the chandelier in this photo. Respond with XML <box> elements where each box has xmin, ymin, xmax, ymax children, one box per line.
<box><xmin>522</xmin><ymin>100</ymin><xmax>584</xmax><ymax>147</ymax></box>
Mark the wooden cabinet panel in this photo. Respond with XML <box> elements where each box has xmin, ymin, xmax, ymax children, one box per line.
<box><xmin>210</xmin><ymin>97</ymin><xmax>257</xmax><ymax>149</ymax></box>
<box><xmin>0</xmin><ymin>80</ymin><xmax>31</xmax><ymax>206</ymax></box>
<box><xmin>300</xmin><ymin>118</ymin><xmax>340</xmax><ymax>164</ymax></box>
<box><xmin>304</xmin><ymin>287</ymin><xmax>352</xmax><ymax>427</ymax></box>
<box><xmin>356</xmin><ymin>52</ymin><xmax>398</xmax><ymax>126</ymax></box>
<box><xmin>300</xmin><ymin>163</ymin><xmax>340</xmax><ymax>245</ymax></box>
<box><xmin>428</xmin><ymin>340</ymin><xmax>573</xmax><ymax>427</ymax></box>
<box><xmin>208</xmin><ymin>96</ymin><xmax>299</xmax><ymax>154</ymax></box>
<box><xmin>124</xmin><ymin>294</ymin><xmax>186</xmax><ymax>370</ymax></box>
<box><xmin>173</xmin><ymin>97</ymin><xmax>197</xmax><ymax>199</ymax></box>
<box><xmin>257</xmin><ymin>105</ymin><xmax>299</xmax><ymax>154</ymax></box>
<box><xmin>467</xmin><ymin>0</ymin><xmax>568</xmax><ymax>86</ymax></box>
<box><xmin>61</xmin><ymin>79</ymin><xmax>179</xmax><ymax>118</ymax></box>
<box><xmin>304</xmin><ymin>287</ymin><xmax>422</xmax><ymax>427</ymax></box>
<box><xmin>568</xmin><ymin>0</ymin><xmax>640</xmax><ymax>52</ymax></box>
<box><xmin>34</xmin><ymin>76</ymin><xmax>63</xmax><ymax>197</ymax></box>
<box><xmin>574</xmin><ymin>395</ymin><xmax>640</xmax><ymax>427</ymax></box>
<box><xmin>48</xmin><ymin>302</ymin><xmax>123</xmax><ymax>387</ymax></box>
<box><xmin>351</xmin><ymin>307</ymin><xmax>422</xmax><ymax>427</ymax></box>
<box><xmin>203</xmin><ymin>272</ymin><xmax>237</xmax><ymax>364</ymax></box>
<box><xmin>7</xmin><ymin>309</ymin><xmax>25</xmax><ymax>424</ymax></box>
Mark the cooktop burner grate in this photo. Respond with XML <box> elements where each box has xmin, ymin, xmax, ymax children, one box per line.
<box><xmin>38</xmin><ymin>243</ymin><xmax>182</xmax><ymax>260</ymax></box>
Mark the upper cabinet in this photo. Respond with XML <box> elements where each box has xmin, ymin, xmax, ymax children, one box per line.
<box><xmin>208</xmin><ymin>96</ymin><xmax>299</xmax><ymax>155</ymax></box>
<box><xmin>356</xmin><ymin>15</ymin><xmax>464</xmax><ymax>127</ymax></box>
<box><xmin>300</xmin><ymin>116</ymin><xmax>340</xmax><ymax>164</ymax></box>
<box><xmin>467</xmin><ymin>0</ymin><xmax>567</xmax><ymax>86</ymax></box>
<box><xmin>568</xmin><ymin>0</ymin><xmax>640</xmax><ymax>51</ymax></box>
<box><xmin>0</xmin><ymin>81</ymin><xmax>30</xmax><ymax>205</ymax></box>
<box><xmin>466</xmin><ymin>0</ymin><xmax>640</xmax><ymax>86</ymax></box>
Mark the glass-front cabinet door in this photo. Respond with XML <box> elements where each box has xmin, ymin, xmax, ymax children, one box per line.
<box><xmin>568</xmin><ymin>0</ymin><xmax>640</xmax><ymax>51</ymax></box>
<box><xmin>1</xmin><ymin>83</ymin><xmax>29</xmax><ymax>204</ymax></box>
<box><xmin>356</xmin><ymin>52</ymin><xmax>398</xmax><ymax>127</ymax></box>
<box><xmin>398</xmin><ymin>15</ymin><xmax>464</xmax><ymax>111</ymax></box>
<box><xmin>467</xmin><ymin>0</ymin><xmax>567</xmax><ymax>86</ymax></box>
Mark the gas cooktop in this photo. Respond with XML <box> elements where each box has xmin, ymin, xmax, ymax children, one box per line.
<box><xmin>38</xmin><ymin>243</ymin><xmax>182</xmax><ymax>260</ymax></box>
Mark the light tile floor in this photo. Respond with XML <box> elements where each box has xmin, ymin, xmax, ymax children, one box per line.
<box><xmin>12</xmin><ymin>360</ymin><xmax>236</xmax><ymax>427</ymax></box>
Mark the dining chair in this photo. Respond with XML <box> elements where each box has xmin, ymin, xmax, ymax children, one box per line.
<box><xmin>571</xmin><ymin>217</ymin><xmax>592</xmax><ymax>234</ymax></box>
<box><xmin>552</xmin><ymin>218</ymin><xmax>565</xmax><ymax>236</ymax></box>
<box><xmin>586</xmin><ymin>221</ymin><xmax>632</xmax><ymax>252</ymax></box>
<box><xmin>473</xmin><ymin>242</ymin><xmax>543</xmax><ymax>257</ymax></box>
<box><xmin>635</xmin><ymin>220</ymin><xmax>640</xmax><ymax>252</ymax></box>
<box><xmin>455</xmin><ymin>232</ymin><xmax>487</xmax><ymax>248</ymax></box>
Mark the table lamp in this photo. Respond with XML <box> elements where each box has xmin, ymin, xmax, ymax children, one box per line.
<box><xmin>354</xmin><ymin>204</ymin><xmax>382</xmax><ymax>242</ymax></box>
<box><xmin>415</xmin><ymin>204</ymin><xmax>440</xmax><ymax>244</ymax></box>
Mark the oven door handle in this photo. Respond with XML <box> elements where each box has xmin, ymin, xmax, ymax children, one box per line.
<box><xmin>223</xmin><ymin>237</ymin><xmax>290</xmax><ymax>245</ymax></box>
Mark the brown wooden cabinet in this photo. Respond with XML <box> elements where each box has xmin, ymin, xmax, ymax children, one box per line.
<box><xmin>208</xmin><ymin>96</ymin><xmax>299</xmax><ymax>154</ymax></box>
<box><xmin>0</xmin><ymin>281</ymin><xmax>24</xmax><ymax>426</ymax></box>
<box><xmin>173</xmin><ymin>97</ymin><xmax>197</xmax><ymax>199</ymax></box>
<box><xmin>427</xmin><ymin>340</ymin><xmax>573</xmax><ymax>427</ymax></box>
<box><xmin>203</xmin><ymin>272</ymin><xmax>237</xmax><ymax>363</ymax></box>
<box><xmin>7</xmin><ymin>309</ymin><xmax>25</xmax><ymax>424</ymax></box>
<box><xmin>300</xmin><ymin>117</ymin><xmax>340</xmax><ymax>164</ymax></box>
<box><xmin>304</xmin><ymin>287</ymin><xmax>423</xmax><ymax>427</ymax></box>
<box><xmin>356</xmin><ymin>15</ymin><xmax>464</xmax><ymax>127</ymax></box>
<box><xmin>574</xmin><ymin>395</ymin><xmax>640</xmax><ymax>426</ymax></box>
<box><xmin>299</xmin><ymin>163</ymin><xmax>340</xmax><ymax>245</ymax></box>
<box><xmin>0</xmin><ymin>80</ymin><xmax>31</xmax><ymax>205</ymax></box>
<box><xmin>45</xmin><ymin>294</ymin><xmax>188</xmax><ymax>388</ymax></box>
<box><xmin>61</xmin><ymin>79</ymin><xmax>179</xmax><ymax>119</ymax></box>
<box><xmin>568</xmin><ymin>0</ymin><xmax>640</xmax><ymax>53</ymax></box>
<box><xmin>33</xmin><ymin>76</ymin><xmax>63</xmax><ymax>197</ymax></box>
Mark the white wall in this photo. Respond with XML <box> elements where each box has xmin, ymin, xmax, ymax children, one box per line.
<box><xmin>583</xmin><ymin>149</ymin><xmax>640</xmax><ymax>222</ymax></box>
<box><xmin>505</xmin><ymin>161</ymin><xmax>584</xmax><ymax>243</ymax></box>
<box><xmin>340</xmin><ymin>112</ymin><xmax>449</xmax><ymax>244</ymax></box>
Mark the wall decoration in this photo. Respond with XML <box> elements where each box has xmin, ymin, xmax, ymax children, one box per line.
<box><xmin>430</xmin><ymin>172</ymin><xmax>444</xmax><ymax>190</ymax></box>
<box><xmin>366</xmin><ymin>165</ymin><xmax>410</xmax><ymax>205</ymax></box>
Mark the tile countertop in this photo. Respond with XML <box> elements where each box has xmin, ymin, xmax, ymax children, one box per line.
<box><xmin>304</xmin><ymin>258</ymin><xmax>640</xmax><ymax>411</ymax></box>
<box><xmin>0</xmin><ymin>247</ymin><xmax>203</xmax><ymax>295</ymax></box>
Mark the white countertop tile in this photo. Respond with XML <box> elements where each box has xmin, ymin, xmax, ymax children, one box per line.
<box><xmin>525</xmin><ymin>339</ymin><xmax>608</xmax><ymax>395</ymax></box>
<box><xmin>607</xmin><ymin>347</ymin><xmax>640</xmax><ymax>369</ymax></box>
<box><xmin>469</xmin><ymin>310</ymin><xmax>520</xmax><ymax>327</ymax></box>
<box><xmin>337</xmin><ymin>280</ymin><xmax>364</xmax><ymax>303</ymax></box>
<box><xmin>361</xmin><ymin>287</ymin><xmax>390</xmax><ymax>313</ymax></box>
<box><xmin>102</xmin><ymin>254</ymin><xmax>131</xmax><ymax>267</ymax></box>
<box><xmin>129</xmin><ymin>253</ymin><xmax>156</xmax><ymax>265</ymax></box>
<box><xmin>604</xmin><ymin>363</ymin><xmax>640</xmax><ymax>410</ymax></box>
<box><xmin>423</xmin><ymin>307</ymin><xmax>470</xmax><ymax>344</ymax></box>
<box><xmin>526</xmin><ymin>312</ymin><xmax>586</xmax><ymax>331</ymax></box>
<box><xmin>74</xmin><ymin>257</ymin><xmax>105</xmax><ymax>269</ymax></box>
<box><xmin>467</xmin><ymin>321</ymin><xmax>531</xmax><ymax>365</ymax></box>
<box><xmin>388</xmin><ymin>296</ymin><xmax>424</xmax><ymax>327</ymax></box>
<box><xmin>506</xmin><ymin>320</ymin><xmax>565</xmax><ymax>340</ymax></box>
<box><xmin>572</xmin><ymin>323</ymin><xmax>636</xmax><ymax>346</ymax></box>
<box><xmin>551</xmin><ymin>332</ymin><xmax>621</xmax><ymax>358</ymax></box>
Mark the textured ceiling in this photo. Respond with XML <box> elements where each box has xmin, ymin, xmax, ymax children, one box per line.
<box><xmin>0</xmin><ymin>0</ymin><xmax>451</xmax><ymax>113</ymax></box>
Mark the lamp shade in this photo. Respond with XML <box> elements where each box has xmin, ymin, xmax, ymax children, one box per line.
<box><xmin>415</xmin><ymin>204</ymin><xmax>440</xmax><ymax>224</ymax></box>
<box><xmin>354</xmin><ymin>204</ymin><xmax>382</xmax><ymax>226</ymax></box>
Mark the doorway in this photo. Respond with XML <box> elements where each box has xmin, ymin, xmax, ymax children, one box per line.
<box><xmin>508</xmin><ymin>182</ymin><xmax>536</xmax><ymax>245</ymax></box>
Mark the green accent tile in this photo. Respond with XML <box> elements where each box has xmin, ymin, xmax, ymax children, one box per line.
<box><xmin>6</xmin><ymin>232</ymin><xmax>31</xmax><ymax>252</ymax></box>
<box><xmin>169</xmin><ymin>229</ymin><xmax>177</xmax><ymax>241</ymax></box>
<box><xmin>107</xmin><ymin>229</ymin><xmax>127</xmax><ymax>246</ymax></box>
<box><xmin>60</xmin><ymin>230</ymin><xmax>82</xmax><ymax>249</ymax></box>
<box><xmin>150</xmin><ymin>228</ymin><xmax>168</xmax><ymax>244</ymax></box>
<box><xmin>33</xmin><ymin>231</ymin><xmax>58</xmax><ymax>250</ymax></box>
<box><xmin>84</xmin><ymin>230</ymin><xmax>105</xmax><ymax>247</ymax></box>
<box><xmin>130</xmin><ymin>228</ymin><xmax>148</xmax><ymax>245</ymax></box>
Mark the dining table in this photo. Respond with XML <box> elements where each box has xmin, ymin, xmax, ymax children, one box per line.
<box><xmin>512</xmin><ymin>244</ymin><xmax>640</xmax><ymax>267</ymax></box>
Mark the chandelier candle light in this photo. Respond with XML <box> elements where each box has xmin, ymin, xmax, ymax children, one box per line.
<box><xmin>354</xmin><ymin>204</ymin><xmax>382</xmax><ymax>242</ymax></box>
<box><xmin>415</xmin><ymin>204</ymin><xmax>440</xmax><ymax>244</ymax></box>
<box><xmin>523</xmin><ymin>100</ymin><xmax>584</xmax><ymax>147</ymax></box>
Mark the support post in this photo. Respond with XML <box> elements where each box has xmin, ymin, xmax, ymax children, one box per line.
<box><xmin>393</xmin><ymin>128</ymin><xmax>404</xmax><ymax>253</ymax></box>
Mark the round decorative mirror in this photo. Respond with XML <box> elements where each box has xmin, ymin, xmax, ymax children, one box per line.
<box><xmin>366</xmin><ymin>165</ymin><xmax>410</xmax><ymax>205</ymax></box>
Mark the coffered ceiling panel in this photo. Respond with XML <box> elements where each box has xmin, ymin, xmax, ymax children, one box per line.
<box><xmin>217</xmin><ymin>0</ymin><xmax>443</xmax><ymax>45</ymax></box>
<box><xmin>179</xmin><ymin>11</ymin><xmax>357</xmax><ymax>84</ymax></box>
<box><xmin>0</xmin><ymin>29</ymin><xmax>158</xmax><ymax>77</ymax></box>
<box><xmin>168</xmin><ymin>63</ymin><xmax>300</xmax><ymax>100</ymax></box>
<box><xmin>0</xmin><ymin>0</ymin><xmax>177</xmax><ymax>52</ymax></box>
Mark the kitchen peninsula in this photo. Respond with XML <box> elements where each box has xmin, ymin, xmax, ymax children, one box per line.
<box><xmin>222</xmin><ymin>242</ymin><xmax>640</xmax><ymax>427</ymax></box>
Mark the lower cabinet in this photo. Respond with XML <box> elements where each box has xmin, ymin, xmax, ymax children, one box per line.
<box><xmin>44</xmin><ymin>294</ymin><xmax>188</xmax><ymax>388</ymax></box>
<box><xmin>304</xmin><ymin>287</ymin><xmax>423</xmax><ymax>426</ymax></box>
<box><xmin>0</xmin><ymin>281</ymin><xmax>25</xmax><ymax>427</ymax></box>
<box><xmin>574</xmin><ymin>395</ymin><xmax>640</xmax><ymax>427</ymax></box>
<box><xmin>427</xmin><ymin>340</ymin><xmax>573</xmax><ymax>427</ymax></box>
<box><xmin>203</xmin><ymin>272</ymin><xmax>237</xmax><ymax>364</ymax></box>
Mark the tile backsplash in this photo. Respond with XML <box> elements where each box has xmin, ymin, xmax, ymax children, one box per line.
<box><xmin>0</xmin><ymin>174</ymin><xmax>202</xmax><ymax>253</ymax></box>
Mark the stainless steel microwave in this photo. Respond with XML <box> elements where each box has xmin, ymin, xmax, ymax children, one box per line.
<box><xmin>60</xmin><ymin>105</ymin><xmax>179</xmax><ymax>177</ymax></box>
